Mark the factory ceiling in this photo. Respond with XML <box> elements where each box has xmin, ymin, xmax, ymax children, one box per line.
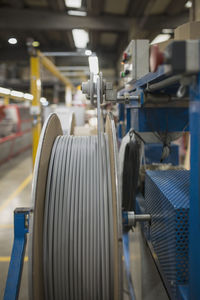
<box><xmin>0</xmin><ymin>0</ymin><xmax>189</xmax><ymax>87</ymax></box>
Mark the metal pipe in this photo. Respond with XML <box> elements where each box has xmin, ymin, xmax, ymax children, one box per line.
<box><xmin>146</xmin><ymin>75</ymin><xmax>182</xmax><ymax>92</ymax></box>
<box><xmin>134</xmin><ymin>214</ymin><xmax>151</xmax><ymax>222</ymax></box>
<box><xmin>123</xmin><ymin>211</ymin><xmax>151</xmax><ymax>227</ymax></box>
<box><xmin>37</xmin><ymin>51</ymin><xmax>74</xmax><ymax>89</ymax></box>
<box><xmin>42</xmin><ymin>51</ymin><xmax>92</xmax><ymax>57</ymax></box>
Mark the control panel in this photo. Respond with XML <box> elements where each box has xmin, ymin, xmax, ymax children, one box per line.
<box><xmin>121</xmin><ymin>40</ymin><xmax>149</xmax><ymax>86</ymax></box>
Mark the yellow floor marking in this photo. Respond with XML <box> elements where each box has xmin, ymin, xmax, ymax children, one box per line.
<box><xmin>0</xmin><ymin>224</ymin><xmax>13</xmax><ymax>229</ymax></box>
<box><xmin>0</xmin><ymin>173</ymin><xmax>32</xmax><ymax>212</ymax></box>
<box><xmin>0</xmin><ymin>256</ymin><xmax>28</xmax><ymax>262</ymax></box>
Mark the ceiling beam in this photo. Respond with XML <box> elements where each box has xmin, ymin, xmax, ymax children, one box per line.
<box><xmin>47</xmin><ymin>0</ymin><xmax>65</xmax><ymax>11</ymax></box>
<box><xmin>0</xmin><ymin>8</ymin><xmax>130</xmax><ymax>32</ymax></box>
<box><xmin>0</xmin><ymin>8</ymin><xmax>188</xmax><ymax>32</ymax></box>
<box><xmin>140</xmin><ymin>11</ymin><xmax>189</xmax><ymax>30</ymax></box>
<box><xmin>0</xmin><ymin>46</ymin><xmax>116</xmax><ymax>68</ymax></box>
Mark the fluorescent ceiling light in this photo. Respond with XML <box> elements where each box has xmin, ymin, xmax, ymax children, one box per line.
<box><xmin>8</xmin><ymin>38</ymin><xmax>17</xmax><ymax>45</ymax></box>
<box><xmin>151</xmin><ymin>34</ymin><xmax>171</xmax><ymax>45</ymax></box>
<box><xmin>68</xmin><ymin>10</ymin><xmax>87</xmax><ymax>16</ymax></box>
<box><xmin>32</xmin><ymin>41</ymin><xmax>40</xmax><ymax>47</ymax></box>
<box><xmin>85</xmin><ymin>49</ymin><xmax>92</xmax><ymax>56</ymax></box>
<box><xmin>24</xmin><ymin>93</ymin><xmax>33</xmax><ymax>100</ymax></box>
<box><xmin>0</xmin><ymin>87</ymin><xmax>10</xmax><ymax>95</ymax></box>
<box><xmin>162</xmin><ymin>28</ymin><xmax>173</xmax><ymax>34</ymax></box>
<box><xmin>185</xmin><ymin>0</ymin><xmax>192</xmax><ymax>8</ymax></box>
<box><xmin>65</xmin><ymin>0</ymin><xmax>81</xmax><ymax>8</ymax></box>
<box><xmin>40</xmin><ymin>97</ymin><xmax>49</xmax><ymax>106</ymax></box>
<box><xmin>72</xmin><ymin>29</ymin><xmax>89</xmax><ymax>49</ymax></box>
<box><xmin>40</xmin><ymin>97</ymin><xmax>47</xmax><ymax>103</ymax></box>
<box><xmin>88</xmin><ymin>56</ymin><xmax>99</xmax><ymax>75</ymax></box>
<box><xmin>42</xmin><ymin>101</ymin><xmax>49</xmax><ymax>106</ymax></box>
<box><xmin>10</xmin><ymin>90</ymin><xmax>24</xmax><ymax>98</ymax></box>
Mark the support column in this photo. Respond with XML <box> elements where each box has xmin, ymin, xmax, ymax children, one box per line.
<box><xmin>30</xmin><ymin>55</ymin><xmax>41</xmax><ymax>166</ymax></box>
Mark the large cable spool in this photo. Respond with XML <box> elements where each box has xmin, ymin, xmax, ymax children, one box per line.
<box><xmin>29</xmin><ymin>113</ymin><xmax>122</xmax><ymax>300</ymax></box>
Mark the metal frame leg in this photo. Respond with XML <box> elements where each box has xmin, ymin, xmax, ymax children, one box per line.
<box><xmin>3</xmin><ymin>208</ymin><xmax>31</xmax><ymax>300</ymax></box>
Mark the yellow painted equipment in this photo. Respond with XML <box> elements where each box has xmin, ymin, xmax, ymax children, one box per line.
<box><xmin>30</xmin><ymin>51</ymin><xmax>74</xmax><ymax>165</ymax></box>
<box><xmin>30</xmin><ymin>55</ymin><xmax>41</xmax><ymax>166</ymax></box>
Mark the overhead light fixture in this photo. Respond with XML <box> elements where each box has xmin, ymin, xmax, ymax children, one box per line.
<box><xmin>8</xmin><ymin>38</ymin><xmax>17</xmax><ymax>45</ymax></box>
<box><xmin>10</xmin><ymin>90</ymin><xmax>24</xmax><ymax>98</ymax></box>
<box><xmin>72</xmin><ymin>29</ymin><xmax>89</xmax><ymax>49</ymax></box>
<box><xmin>40</xmin><ymin>97</ymin><xmax>49</xmax><ymax>106</ymax></box>
<box><xmin>151</xmin><ymin>34</ymin><xmax>171</xmax><ymax>45</ymax></box>
<box><xmin>85</xmin><ymin>49</ymin><xmax>92</xmax><ymax>56</ymax></box>
<box><xmin>68</xmin><ymin>10</ymin><xmax>87</xmax><ymax>16</ymax></box>
<box><xmin>185</xmin><ymin>0</ymin><xmax>192</xmax><ymax>8</ymax></box>
<box><xmin>0</xmin><ymin>87</ymin><xmax>11</xmax><ymax>95</ymax></box>
<box><xmin>40</xmin><ymin>97</ymin><xmax>47</xmax><ymax>103</ymax></box>
<box><xmin>24</xmin><ymin>93</ymin><xmax>33</xmax><ymax>100</ymax></box>
<box><xmin>65</xmin><ymin>0</ymin><xmax>81</xmax><ymax>8</ymax></box>
<box><xmin>162</xmin><ymin>29</ymin><xmax>173</xmax><ymax>34</ymax></box>
<box><xmin>32</xmin><ymin>41</ymin><xmax>40</xmax><ymax>47</ymax></box>
<box><xmin>88</xmin><ymin>56</ymin><xmax>99</xmax><ymax>75</ymax></box>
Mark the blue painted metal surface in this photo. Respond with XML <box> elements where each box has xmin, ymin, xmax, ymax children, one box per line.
<box><xmin>145</xmin><ymin>170</ymin><xmax>190</xmax><ymax>299</ymax></box>
<box><xmin>126</xmin><ymin>107</ymin><xmax>131</xmax><ymax>133</ymax></box>
<box><xmin>189</xmin><ymin>74</ymin><xmax>200</xmax><ymax>300</ymax></box>
<box><xmin>122</xmin><ymin>211</ymin><xmax>129</xmax><ymax>226</ymax></box>
<box><xmin>118</xmin><ymin>103</ymin><xmax>125</xmax><ymax>140</ymax></box>
<box><xmin>177</xmin><ymin>285</ymin><xmax>189</xmax><ymax>300</ymax></box>
<box><xmin>123</xmin><ymin>232</ymin><xmax>136</xmax><ymax>300</ymax></box>
<box><xmin>3</xmin><ymin>208</ymin><xmax>31</xmax><ymax>300</ymax></box>
<box><xmin>144</xmin><ymin>143</ymin><xmax>179</xmax><ymax>165</ymax></box>
<box><xmin>119</xmin><ymin>65</ymin><xmax>171</xmax><ymax>95</ymax></box>
<box><xmin>130</xmin><ymin>107</ymin><xmax>189</xmax><ymax>133</ymax></box>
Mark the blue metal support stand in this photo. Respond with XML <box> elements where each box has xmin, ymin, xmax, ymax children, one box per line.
<box><xmin>118</xmin><ymin>103</ymin><xmax>125</xmax><ymax>140</ymax></box>
<box><xmin>189</xmin><ymin>74</ymin><xmax>200</xmax><ymax>300</ymax></box>
<box><xmin>126</xmin><ymin>107</ymin><xmax>131</xmax><ymax>133</ymax></box>
<box><xmin>3</xmin><ymin>208</ymin><xmax>31</xmax><ymax>300</ymax></box>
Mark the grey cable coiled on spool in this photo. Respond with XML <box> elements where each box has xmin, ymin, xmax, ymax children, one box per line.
<box><xmin>43</xmin><ymin>134</ymin><xmax>115</xmax><ymax>300</ymax></box>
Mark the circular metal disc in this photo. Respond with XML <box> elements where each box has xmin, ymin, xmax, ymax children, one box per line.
<box><xmin>105</xmin><ymin>113</ymin><xmax>123</xmax><ymax>300</ymax></box>
<box><xmin>29</xmin><ymin>113</ymin><xmax>63</xmax><ymax>300</ymax></box>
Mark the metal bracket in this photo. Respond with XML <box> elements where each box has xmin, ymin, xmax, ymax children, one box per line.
<box><xmin>3</xmin><ymin>207</ymin><xmax>32</xmax><ymax>300</ymax></box>
<box><xmin>82</xmin><ymin>72</ymin><xmax>140</xmax><ymax>106</ymax></box>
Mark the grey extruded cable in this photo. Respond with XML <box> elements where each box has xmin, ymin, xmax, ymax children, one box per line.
<box><xmin>43</xmin><ymin>134</ymin><xmax>115</xmax><ymax>300</ymax></box>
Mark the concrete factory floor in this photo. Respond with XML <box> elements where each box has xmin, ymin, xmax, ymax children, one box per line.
<box><xmin>0</xmin><ymin>151</ymin><xmax>168</xmax><ymax>300</ymax></box>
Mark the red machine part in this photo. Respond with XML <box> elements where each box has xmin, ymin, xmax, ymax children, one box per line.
<box><xmin>150</xmin><ymin>44</ymin><xmax>165</xmax><ymax>72</ymax></box>
<box><xmin>0</xmin><ymin>105</ymin><xmax>6</xmax><ymax>121</ymax></box>
<box><xmin>0</xmin><ymin>105</ymin><xmax>32</xmax><ymax>166</ymax></box>
<box><xmin>122</xmin><ymin>52</ymin><xmax>130</xmax><ymax>63</ymax></box>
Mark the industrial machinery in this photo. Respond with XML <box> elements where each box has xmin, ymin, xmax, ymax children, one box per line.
<box><xmin>0</xmin><ymin>105</ymin><xmax>32</xmax><ymax>165</ymax></box>
<box><xmin>3</xmin><ymin>39</ymin><xmax>200</xmax><ymax>300</ymax></box>
<box><xmin>117</xmin><ymin>39</ymin><xmax>200</xmax><ymax>300</ymax></box>
<box><xmin>81</xmin><ymin>39</ymin><xmax>200</xmax><ymax>299</ymax></box>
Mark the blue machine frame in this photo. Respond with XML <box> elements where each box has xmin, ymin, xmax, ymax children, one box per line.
<box><xmin>118</xmin><ymin>65</ymin><xmax>200</xmax><ymax>298</ymax></box>
<box><xmin>3</xmin><ymin>208</ymin><xmax>31</xmax><ymax>300</ymax></box>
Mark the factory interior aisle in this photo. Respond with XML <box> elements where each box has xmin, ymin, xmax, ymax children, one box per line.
<box><xmin>0</xmin><ymin>151</ymin><xmax>32</xmax><ymax>300</ymax></box>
